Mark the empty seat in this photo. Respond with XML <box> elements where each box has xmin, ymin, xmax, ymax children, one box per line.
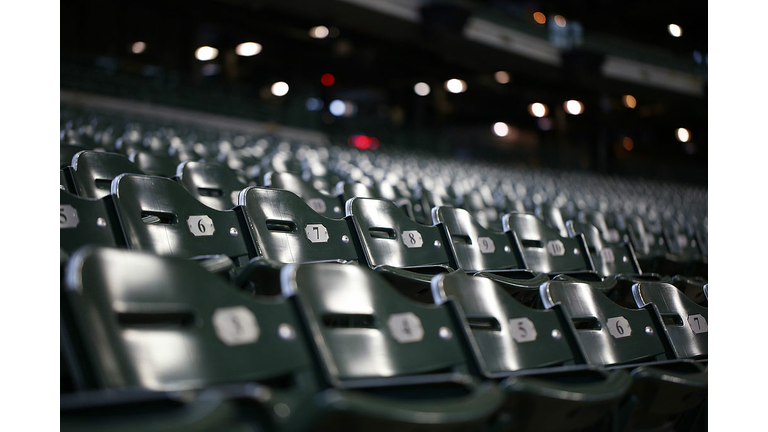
<box><xmin>264</xmin><ymin>171</ymin><xmax>345</xmax><ymax>219</ymax></box>
<box><xmin>60</xmin><ymin>189</ymin><xmax>120</xmax><ymax>256</ymax></box>
<box><xmin>566</xmin><ymin>220</ymin><xmax>641</xmax><ymax>279</ymax></box>
<box><xmin>338</xmin><ymin>181</ymin><xmax>415</xmax><ymax>220</ymax></box>
<box><xmin>346</xmin><ymin>197</ymin><xmax>453</xmax><ymax>302</ymax></box>
<box><xmin>234</xmin><ymin>186</ymin><xmax>359</xmax><ymax>294</ymax></box>
<box><xmin>176</xmin><ymin>160</ymin><xmax>249</xmax><ymax>211</ymax></box>
<box><xmin>68</xmin><ymin>151</ymin><xmax>145</xmax><ymax>199</ymax></box>
<box><xmin>129</xmin><ymin>151</ymin><xmax>179</xmax><ymax>177</ymax></box>
<box><xmin>503</xmin><ymin>213</ymin><xmax>595</xmax><ymax>277</ymax></box>
<box><xmin>578</xmin><ymin>211</ymin><xmax>624</xmax><ymax>244</ymax></box>
<box><xmin>61</xmin><ymin>144</ymin><xmax>91</xmax><ymax>169</ymax></box>
<box><xmin>625</xmin><ymin>215</ymin><xmax>669</xmax><ymax>272</ymax></box>
<box><xmin>110</xmin><ymin>174</ymin><xmax>250</xmax><ymax>266</ymax></box>
<box><xmin>535</xmin><ymin>204</ymin><xmax>569</xmax><ymax>237</ymax></box>
<box><xmin>280</xmin><ymin>262</ymin><xmax>504</xmax><ymax>431</ymax></box>
<box><xmin>61</xmin><ymin>247</ymin><xmax>319</xmax><ymax>430</ymax></box>
<box><xmin>432</xmin><ymin>206</ymin><xmax>549</xmax><ymax>305</ymax></box>
<box><xmin>631</xmin><ymin>282</ymin><xmax>708</xmax><ymax>360</ymax></box>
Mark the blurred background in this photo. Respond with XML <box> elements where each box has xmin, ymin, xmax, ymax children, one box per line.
<box><xmin>60</xmin><ymin>0</ymin><xmax>707</xmax><ymax>184</ymax></box>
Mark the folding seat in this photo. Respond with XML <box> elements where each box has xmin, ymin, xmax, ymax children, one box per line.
<box><xmin>337</xmin><ymin>181</ymin><xmax>415</xmax><ymax>220</ymax></box>
<box><xmin>233</xmin><ymin>186</ymin><xmax>360</xmax><ymax>294</ymax></box>
<box><xmin>431</xmin><ymin>271</ymin><xmax>632</xmax><ymax>432</ymax></box>
<box><xmin>60</xmin><ymin>189</ymin><xmax>121</xmax><ymax>256</ymax></box>
<box><xmin>502</xmin><ymin>212</ymin><xmax>596</xmax><ymax>278</ymax></box>
<box><xmin>624</xmin><ymin>215</ymin><xmax>669</xmax><ymax>273</ymax></box>
<box><xmin>61</xmin><ymin>144</ymin><xmax>91</xmax><ymax>169</ymax></box>
<box><xmin>660</xmin><ymin>221</ymin><xmax>707</xmax><ymax>278</ymax></box>
<box><xmin>565</xmin><ymin>220</ymin><xmax>642</xmax><ymax>282</ymax></box>
<box><xmin>627</xmin><ymin>282</ymin><xmax>708</xmax><ymax>360</ymax></box>
<box><xmin>110</xmin><ymin>174</ymin><xmax>250</xmax><ymax>268</ymax></box>
<box><xmin>280</xmin><ymin>263</ymin><xmax>505</xmax><ymax>431</ymax></box>
<box><xmin>128</xmin><ymin>151</ymin><xmax>180</xmax><ymax>177</ymax></box>
<box><xmin>540</xmin><ymin>279</ymin><xmax>708</xmax><ymax>430</ymax></box>
<box><xmin>346</xmin><ymin>197</ymin><xmax>454</xmax><ymax>303</ymax></box>
<box><xmin>176</xmin><ymin>160</ymin><xmax>249</xmax><ymax>211</ymax></box>
<box><xmin>578</xmin><ymin>211</ymin><xmax>624</xmax><ymax>244</ymax></box>
<box><xmin>263</xmin><ymin>171</ymin><xmax>345</xmax><ymax>219</ymax></box>
<box><xmin>61</xmin><ymin>247</ymin><xmax>319</xmax><ymax>431</ymax></box>
<box><xmin>68</xmin><ymin>151</ymin><xmax>145</xmax><ymax>199</ymax></box>
<box><xmin>432</xmin><ymin>206</ymin><xmax>549</xmax><ymax>305</ymax></box>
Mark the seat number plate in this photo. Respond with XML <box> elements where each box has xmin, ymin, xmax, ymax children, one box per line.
<box><xmin>305</xmin><ymin>224</ymin><xmax>329</xmax><ymax>243</ymax></box>
<box><xmin>307</xmin><ymin>198</ymin><xmax>327</xmax><ymax>214</ymax></box>
<box><xmin>600</xmin><ymin>248</ymin><xmax>615</xmax><ymax>263</ymax></box>
<box><xmin>546</xmin><ymin>240</ymin><xmax>565</xmax><ymax>256</ymax></box>
<box><xmin>607</xmin><ymin>316</ymin><xmax>631</xmax><ymax>338</ymax></box>
<box><xmin>212</xmin><ymin>306</ymin><xmax>260</xmax><ymax>346</ymax></box>
<box><xmin>60</xmin><ymin>205</ymin><xmax>79</xmax><ymax>229</ymax></box>
<box><xmin>188</xmin><ymin>215</ymin><xmax>215</xmax><ymax>236</ymax></box>
<box><xmin>687</xmin><ymin>314</ymin><xmax>708</xmax><ymax>334</ymax></box>
<box><xmin>478</xmin><ymin>237</ymin><xmax>495</xmax><ymax>253</ymax></box>
<box><xmin>401</xmin><ymin>230</ymin><xmax>423</xmax><ymax>248</ymax></box>
<box><xmin>388</xmin><ymin>312</ymin><xmax>424</xmax><ymax>343</ymax></box>
<box><xmin>509</xmin><ymin>318</ymin><xmax>537</xmax><ymax>342</ymax></box>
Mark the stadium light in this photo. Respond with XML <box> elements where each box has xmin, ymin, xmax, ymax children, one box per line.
<box><xmin>236</xmin><ymin>42</ymin><xmax>262</xmax><ymax>57</ymax></box>
<box><xmin>195</xmin><ymin>46</ymin><xmax>218</xmax><ymax>61</ymax></box>
<box><xmin>271</xmin><ymin>81</ymin><xmax>289</xmax><ymax>97</ymax></box>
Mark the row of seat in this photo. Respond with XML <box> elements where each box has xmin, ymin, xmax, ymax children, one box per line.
<box><xmin>61</xmin><ymin>247</ymin><xmax>707</xmax><ymax>431</ymax></box>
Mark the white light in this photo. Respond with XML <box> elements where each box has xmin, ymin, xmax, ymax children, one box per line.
<box><xmin>445</xmin><ymin>79</ymin><xmax>466</xmax><ymax>94</ymax></box>
<box><xmin>131</xmin><ymin>41</ymin><xmax>146</xmax><ymax>54</ymax></box>
<box><xmin>493</xmin><ymin>122</ymin><xmax>509</xmax><ymax>137</ymax></box>
<box><xmin>414</xmin><ymin>82</ymin><xmax>431</xmax><ymax>96</ymax></box>
<box><xmin>676</xmin><ymin>128</ymin><xmax>691</xmax><ymax>142</ymax></box>
<box><xmin>310</xmin><ymin>26</ymin><xmax>330</xmax><ymax>39</ymax></box>
<box><xmin>668</xmin><ymin>24</ymin><xmax>682</xmax><ymax>37</ymax></box>
<box><xmin>236</xmin><ymin>42</ymin><xmax>262</xmax><ymax>57</ymax></box>
<box><xmin>564</xmin><ymin>100</ymin><xmax>584</xmax><ymax>115</ymax></box>
<box><xmin>271</xmin><ymin>81</ymin><xmax>289</xmax><ymax>97</ymax></box>
<box><xmin>494</xmin><ymin>71</ymin><xmax>510</xmax><ymax>84</ymax></box>
<box><xmin>529</xmin><ymin>102</ymin><xmax>548</xmax><ymax>118</ymax></box>
<box><xmin>329</xmin><ymin>100</ymin><xmax>346</xmax><ymax>116</ymax></box>
<box><xmin>195</xmin><ymin>46</ymin><xmax>219</xmax><ymax>61</ymax></box>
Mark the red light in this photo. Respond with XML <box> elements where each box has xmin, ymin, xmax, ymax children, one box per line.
<box><xmin>348</xmin><ymin>135</ymin><xmax>378</xmax><ymax>150</ymax></box>
<box><xmin>321</xmin><ymin>73</ymin><xmax>335</xmax><ymax>86</ymax></box>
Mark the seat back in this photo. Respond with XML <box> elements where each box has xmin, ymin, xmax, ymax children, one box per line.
<box><xmin>432</xmin><ymin>206</ymin><xmax>526</xmax><ymax>272</ymax></box>
<box><xmin>579</xmin><ymin>211</ymin><xmax>622</xmax><ymax>243</ymax></box>
<box><xmin>60</xmin><ymin>189</ymin><xmax>120</xmax><ymax>255</ymax></box>
<box><xmin>264</xmin><ymin>171</ymin><xmax>344</xmax><ymax>219</ymax></box>
<box><xmin>62</xmin><ymin>247</ymin><xmax>315</xmax><ymax>392</ymax></box>
<box><xmin>129</xmin><ymin>151</ymin><xmax>179</xmax><ymax>177</ymax></box>
<box><xmin>338</xmin><ymin>182</ymin><xmax>415</xmax><ymax>220</ymax></box>
<box><xmin>625</xmin><ymin>215</ymin><xmax>668</xmax><ymax>258</ymax></box>
<box><xmin>432</xmin><ymin>271</ymin><xmax>583</xmax><ymax>376</ymax></box>
<box><xmin>567</xmin><ymin>220</ymin><xmax>641</xmax><ymax>278</ymax></box>
<box><xmin>281</xmin><ymin>263</ymin><xmax>477</xmax><ymax>386</ymax></box>
<box><xmin>236</xmin><ymin>186</ymin><xmax>359</xmax><ymax>263</ymax></box>
<box><xmin>61</xmin><ymin>144</ymin><xmax>91</xmax><ymax>169</ymax></box>
<box><xmin>111</xmin><ymin>174</ymin><xmax>249</xmax><ymax>264</ymax></box>
<box><xmin>536</xmin><ymin>204</ymin><xmax>568</xmax><ymax>237</ymax></box>
<box><xmin>176</xmin><ymin>160</ymin><xmax>249</xmax><ymax>211</ymax></box>
<box><xmin>632</xmin><ymin>282</ymin><xmax>708</xmax><ymax>359</ymax></box>
<box><xmin>69</xmin><ymin>151</ymin><xmax>145</xmax><ymax>199</ymax></box>
<box><xmin>540</xmin><ymin>280</ymin><xmax>669</xmax><ymax>366</ymax></box>
<box><xmin>346</xmin><ymin>198</ymin><xmax>451</xmax><ymax>269</ymax></box>
<box><xmin>503</xmin><ymin>213</ymin><xmax>593</xmax><ymax>275</ymax></box>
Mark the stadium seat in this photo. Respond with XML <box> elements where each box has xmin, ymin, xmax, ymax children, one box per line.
<box><xmin>61</xmin><ymin>143</ymin><xmax>91</xmax><ymax>169</ymax></box>
<box><xmin>338</xmin><ymin>181</ymin><xmax>416</xmax><ymax>220</ymax></box>
<box><xmin>535</xmin><ymin>204</ymin><xmax>569</xmax><ymax>237</ymax></box>
<box><xmin>263</xmin><ymin>171</ymin><xmax>345</xmax><ymax>219</ymax></box>
<box><xmin>281</xmin><ymin>263</ymin><xmax>505</xmax><ymax>431</ymax></box>
<box><xmin>110</xmin><ymin>174</ymin><xmax>250</xmax><ymax>267</ymax></box>
<box><xmin>61</xmin><ymin>247</ymin><xmax>320</xmax><ymax>431</ymax></box>
<box><xmin>176</xmin><ymin>160</ymin><xmax>249</xmax><ymax>211</ymax></box>
<box><xmin>432</xmin><ymin>206</ymin><xmax>549</xmax><ymax>305</ymax></box>
<box><xmin>346</xmin><ymin>197</ymin><xmax>454</xmax><ymax>302</ymax></box>
<box><xmin>566</xmin><ymin>220</ymin><xmax>641</xmax><ymax>279</ymax></box>
<box><xmin>68</xmin><ymin>150</ymin><xmax>145</xmax><ymax>199</ymax></box>
<box><xmin>129</xmin><ymin>151</ymin><xmax>180</xmax><ymax>177</ymax></box>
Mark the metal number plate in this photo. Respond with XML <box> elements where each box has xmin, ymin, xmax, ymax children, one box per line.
<box><xmin>212</xmin><ymin>306</ymin><xmax>260</xmax><ymax>346</ymax></box>
<box><xmin>307</xmin><ymin>198</ymin><xmax>327</xmax><ymax>214</ymax></box>
<box><xmin>231</xmin><ymin>190</ymin><xmax>240</xmax><ymax>206</ymax></box>
<box><xmin>401</xmin><ymin>230</ymin><xmax>423</xmax><ymax>248</ymax></box>
<box><xmin>546</xmin><ymin>240</ymin><xmax>565</xmax><ymax>256</ymax></box>
<box><xmin>305</xmin><ymin>223</ymin><xmax>329</xmax><ymax>243</ymax></box>
<box><xmin>687</xmin><ymin>314</ymin><xmax>708</xmax><ymax>334</ymax></box>
<box><xmin>478</xmin><ymin>237</ymin><xmax>496</xmax><ymax>253</ymax></box>
<box><xmin>60</xmin><ymin>205</ymin><xmax>79</xmax><ymax>229</ymax></box>
<box><xmin>388</xmin><ymin>312</ymin><xmax>424</xmax><ymax>343</ymax></box>
<box><xmin>600</xmin><ymin>248</ymin><xmax>615</xmax><ymax>263</ymax></box>
<box><xmin>607</xmin><ymin>316</ymin><xmax>632</xmax><ymax>338</ymax></box>
<box><xmin>188</xmin><ymin>215</ymin><xmax>215</xmax><ymax>237</ymax></box>
<box><xmin>509</xmin><ymin>318</ymin><xmax>537</xmax><ymax>343</ymax></box>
